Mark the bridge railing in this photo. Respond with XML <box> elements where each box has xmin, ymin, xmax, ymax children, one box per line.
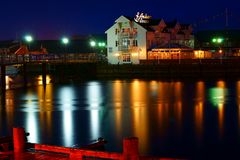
<box><xmin>0</xmin><ymin>53</ymin><xmax>105</xmax><ymax>64</ymax></box>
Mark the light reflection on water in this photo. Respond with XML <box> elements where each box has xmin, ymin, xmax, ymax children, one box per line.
<box><xmin>1</xmin><ymin>77</ymin><xmax>240</xmax><ymax>158</ymax></box>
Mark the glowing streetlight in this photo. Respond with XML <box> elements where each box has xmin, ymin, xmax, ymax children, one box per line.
<box><xmin>90</xmin><ymin>41</ymin><xmax>96</xmax><ymax>47</ymax></box>
<box><xmin>98</xmin><ymin>42</ymin><xmax>106</xmax><ymax>47</ymax></box>
<box><xmin>25</xmin><ymin>35</ymin><xmax>33</xmax><ymax>43</ymax></box>
<box><xmin>212</xmin><ymin>37</ymin><xmax>224</xmax><ymax>44</ymax></box>
<box><xmin>62</xmin><ymin>37</ymin><xmax>69</xmax><ymax>45</ymax></box>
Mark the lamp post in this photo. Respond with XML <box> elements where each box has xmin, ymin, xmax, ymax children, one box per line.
<box><xmin>24</xmin><ymin>35</ymin><xmax>33</xmax><ymax>52</ymax></box>
<box><xmin>212</xmin><ymin>37</ymin><xmax>224</xmax><ymax>64</ymax></box>
<box><xmin>24</xmin><ymin>35</ymin><xmax>33</xmax><ymax>61</ymax></box>
<box><xmin>61</xmin><ymin>37</ymin><xmax>69</xmax><ymax>61</ymax></box>
<box><xmin>90</xmin><ymin>40</ymin><xmax>106</xmax><ymax>61</ymax></box>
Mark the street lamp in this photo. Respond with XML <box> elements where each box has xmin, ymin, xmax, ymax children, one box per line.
<box><xmin>212</xmin><ymin>37</ymin><xmax>224</xmax><ymax>64</ymax></box>
<box><xmin>61</xmin><ymin>37</ymin><xmax>69</xmax><ymax>61</ymax></box>
<box><xmin>24</xmin><ymin>35</ymin><xmax>33</xmax><ymax>51</ymax></box>
<box><xmin>90</xmin><ymin>41</ymin><xmax>96</xmax><ymax>47</ymax></box>
<box><xmin>25</xmin><ymin>35</ymin><xmax>33</xmax><ymax>43</ymax></box>
<box><xmin>62</xmin><ymin>37</ymin><xmax>69</xmax><ymax>45</ymax></box>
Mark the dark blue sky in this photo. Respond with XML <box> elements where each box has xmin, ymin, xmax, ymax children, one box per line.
<box><xmin>0</xmin><ymin>0</ymin><xmax>239</xmax><ymax>40</ymax></box>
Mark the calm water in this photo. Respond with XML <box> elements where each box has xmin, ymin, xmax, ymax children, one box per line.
<box><xmin>1</xmin><ymin>76</ymin><xmax>240</xmax><ymax>159</ymax></box>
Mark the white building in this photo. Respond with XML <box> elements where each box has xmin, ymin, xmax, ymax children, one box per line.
<box><xmin>105</xmin><ymin>14</ymin><xmax>194</xmax><ymax>64</ymax></box>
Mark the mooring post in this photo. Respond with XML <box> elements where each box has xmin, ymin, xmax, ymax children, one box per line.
<box><xmin>123</xmin><ymin>137</ymin><xmax>139</xmax><ymax>160</ymax></box>
<box><xmin>1</xmin><ymin>64</ymin><xmax>6</xmax><ymax>105</ymax></box>
<box><xmin>42</xmin><ymin>62</ymin><xmax>47</xmax><ymax>87</ymax></box>
<box><xmin>13</xmin><ymin>127</ymin><xmax>26</xmax><ymax>153</ymax></box>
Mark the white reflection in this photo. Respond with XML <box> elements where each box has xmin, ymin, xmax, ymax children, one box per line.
<box><xmin>59</xmin><ymin>87</ymin><xmax>74</xmax><ymax>147</ymax></box>
<box><xmin>87</xmin><ymin>82</ymin><xmax>102</xmax><ymax>139</ymax></box>
<box><xmin>26</xmin><ymin>112</ymin><xmax>38</xmax><ymax>143</ymax></box>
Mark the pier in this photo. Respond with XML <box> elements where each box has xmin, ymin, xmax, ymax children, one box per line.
<box><xmin>0</xmin><ymin>128</ymin><xmax>181</xmax><ymax>160</ymax></box>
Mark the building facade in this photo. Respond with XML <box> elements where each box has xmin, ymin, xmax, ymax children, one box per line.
<box><xmin>105</xmin><ymin>14</ymin><xmax>194</xmax><ymax>64</ymax></box>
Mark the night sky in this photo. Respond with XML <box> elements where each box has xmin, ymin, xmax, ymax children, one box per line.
<box><xmin>0</xmin><ymin>0</ymin><xmax>239</xmax><ymax>40</ymax></box>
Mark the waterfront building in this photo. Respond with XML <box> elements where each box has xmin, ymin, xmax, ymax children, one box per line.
<box><xmin>105</xmin><ymin>14</ymin><xmax>194</xmax><ymax>64</ymax></box>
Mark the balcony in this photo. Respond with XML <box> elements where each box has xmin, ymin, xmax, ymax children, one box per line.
<box><xmin>119</xmin><ymin>32</ymin><xmax>137</xmax><ymax>38</ymax></box>
<box><xmin>118</xmin><ymin>45</ymin><xmax>138</xmax><ymax>52</ymax></box>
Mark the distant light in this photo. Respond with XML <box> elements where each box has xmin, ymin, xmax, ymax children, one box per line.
<box><xmin>62</xmin><ymin>37</ymin><xmax>69</xmax><ymax>44</ymax></box>
<box><xmin>101</xmin><ymin>42</ymin><xmax>106</xmax><ymax>47</ymax></box>
<box><xmin>217</xmin><ymin>38</ymin><xmax>223</xmax><ymax>43</ymax></box>
<box><xmin>98</xmin><ymin>42</ymin><xmax>106</xmax><ymax>47</ymax></box>
<box><xmin>212</xmin><ymin>38</ymin><xmax>217</xmax><ymax>43</ymax></box>
<box><xmin>90</xmin><ymin>41</ymin><xmax>96</xmax><ymax>47</ymax></box>
<box><xmin>219</xmin><ymin>49</ymin><xmax>223</xmax><ymax>53</ymax></box>
<box><xmin>212</xmin><ymin>37</ymin><xmax>223</xmax><ymax>44</ymax></box>
<box><xmin>25</xmin><ymin>35</ymin><xmax>33</xmax><ymax>42</ymax></box>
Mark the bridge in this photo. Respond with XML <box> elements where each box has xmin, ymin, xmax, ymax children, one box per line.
<box><xmin>0</xmin><ymin>53</ymin><xmax>105</xmax><ymax>65</ymax></box>
<box><xmin>0</xmin><ymin>53</ymin><xmax>105</xmax><ymax>106</ymax></box>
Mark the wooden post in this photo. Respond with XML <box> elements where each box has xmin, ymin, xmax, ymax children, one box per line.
<box><xmin>1</xmin><ymin>65</ymin><xmax>6</xmax><ymax>105</ymax></box>
<box><xmin>123</xmin><ymin>137</ymin><xmax>139</xmax><ymax>160</ymax></box>
<box><xmin>42</xmin><ymin>62</ymin><xmax>47</xmax><ymax>87</ymax></box>
<box><xmin>13</xmin><ymin>127</ymin><xmax>26</xmax><ymax>153</ymax></box>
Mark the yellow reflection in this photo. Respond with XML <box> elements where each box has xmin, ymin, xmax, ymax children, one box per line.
<box><xmin>37</xmin><ymin>84</ymin><xmax>53</xmax><ymax>137</ymax></box>
<box><xmin>6</xmin><ymin>76</ymin><xmax>12</xmax><ymax>90</ymax></box>
<box><xmin>130</xmin><ymin>80</ymin><xmax>149</xmax><ymax>152</ymax></box>
<box><xmin>37</xmin><ymin>75</ymin><xmax>51</xmax><ymax>85</ymax></box>
<box><xmin>194</xmin><ymin>81</ymin><xmax>205</xmax><ymax>142</ymax></box>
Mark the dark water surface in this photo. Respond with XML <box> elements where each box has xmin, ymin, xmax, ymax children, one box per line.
<box><xmin>1</xmin><ymin>76</ymin><xmax>240</xmax><ymax>159</ymax></box>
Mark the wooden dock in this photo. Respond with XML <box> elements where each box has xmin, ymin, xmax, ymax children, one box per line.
<box><xmin>0</xmin><ymin>128</ymin><xmax>184</xmax><ymax>160</ymax></box>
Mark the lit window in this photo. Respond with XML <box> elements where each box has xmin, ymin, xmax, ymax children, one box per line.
<box><xmin>123</xmin><ymin>54</ymin><xmax>131</xmax><ymax>62</ymax></box>
<box><xmin>133</xmin><ymin>40</ymin><xmax>138</xmax><ymax>46</ymax></box>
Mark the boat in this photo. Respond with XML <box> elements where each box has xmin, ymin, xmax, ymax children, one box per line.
<box><xmin>73</xmin><ymin>137</ymin><xmax>107</xmax><ymax>151</ymax></box>
<box><xmin>0</xmin><ymin>65</ymin><xmax>19</xmax><ymax>76</ymax></box>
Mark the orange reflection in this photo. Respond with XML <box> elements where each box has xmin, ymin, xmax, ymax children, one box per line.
<box><xmin>157</xmin><ymin>104</ymin><xmax>170</xmax><ymax>138</ymax></box>
<box><xmin>113</xmin><ymin>80</ymin><xmax>123</xmax><ymax>138</ymax></box>
<box><xmin>5</xmin><ymin>90</ymin><xmax>15</xmax><ymax>129</ymax></box>
<box><xmin>216</xmin><ymin>81</ymin><xmax>226</xmax><ymax>138</ymax></box>
<box><xmin>218</xmin><ymin>104</ymin><xmax>224</xmax><ymax>138</ymax></box>
<box><xmin>194</xmin><ymin>81</ymin><xmax>205</xmax><ymax>142</ymax></box>
<box><xmin>157</xmin><ymin>82</ymin><xmax>171</xmax><ymax>106</ymax></box>
<box><xmin>37</xmin><ymin>82</ymin><xmax>53</xmax><ymax>137</ymax></box>
<box><xmin>174</xmin><ymin>82</ymin><xmax>183</xmax><ymax>135</ymax></box>
<box><xmin>236</xmin><ymin>81</ymin><xmax>240</xmax><ymax>134</ymax></box>
<box><xmin>130</xmin><ymin>80</ymin><xmax>149</xmax><ymax>152</ymax></box>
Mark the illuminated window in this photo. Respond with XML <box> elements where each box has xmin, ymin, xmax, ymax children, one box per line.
<box><xmin>123</xmin><ymin>54</ymin><xmax>131</xmax><ymax>62</ymax></box>
<box><xmin>133</xmin><ymin>40</ymin><xmax>138</xmax><ymax>46</ymax></box>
